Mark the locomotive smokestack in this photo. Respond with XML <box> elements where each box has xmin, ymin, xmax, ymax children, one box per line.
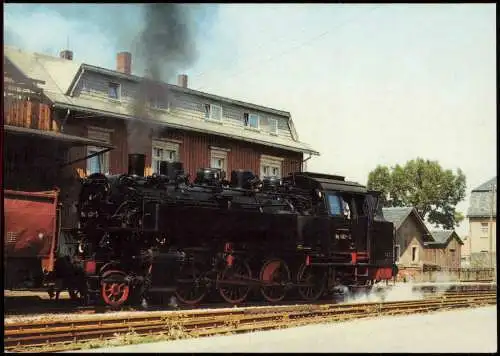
<box><xmin>159</xmin><ymin>161</ymin><xmax>169</xmax><ymax>176</ymax></box>
<box><xmin>128</xmin><ymin>154</ymin><xmax>146</xmax><ymax>176</ymax></box>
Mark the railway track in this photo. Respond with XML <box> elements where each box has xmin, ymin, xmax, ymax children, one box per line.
<box><xmin>4</xmin><ymin>291</ymin><xmax>496</xmax><ymax>352</ymax></box>
<box><xmin>4</xmin><ymin>283</ymin><xmax>496</xmax><ymax>317</ymax></box>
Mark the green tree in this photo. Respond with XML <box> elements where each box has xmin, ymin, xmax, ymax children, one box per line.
<box><xmin>367</xmin><ymin>158</ymin><xmax>466</xmax><ymax>229</ymax></box>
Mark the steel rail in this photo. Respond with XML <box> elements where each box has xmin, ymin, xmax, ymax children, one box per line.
<box><xmin>4</xmin><ymin>292</ymin><xmax>496</xmax><ymax>352</ymax></box>
<box><xmin>4</xmin><ymin>286</ymin><xmax>496</xmax><ymax>317</ymax></box>
<box><xmin>5</xmin><ymin>290</ymin><xmax>496</xmax><ymax>327</ymax></box>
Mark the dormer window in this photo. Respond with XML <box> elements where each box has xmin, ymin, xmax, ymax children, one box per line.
<box><xmin>268</xmin><ymin>118</ymin><xmax>278</xmax><ymax>135</ymax></box>
<box><xmin>244</xmin><ymin>113</ymin><xmax>259</xmax><ymax>129</ymax></box>
<box><xmin>108</xmin><ymin>82</ymin><xmax>120</xmax><ymax>99</ymax></box>
<box><xmin>81</xmin><ymin>79</ymin><xmax>88</xmax><ymax>92</ymax></box>
<box><xmin>205</xmin><ymin>104</ymin><xmax>222</xmax><ymax>121</ymax></box>
<box><xmin>150</xmin><ymin>95</ymin><xmax>169</xmax><ymax>111</ymax></box>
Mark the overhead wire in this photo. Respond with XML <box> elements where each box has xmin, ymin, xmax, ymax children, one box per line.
<box><xmin>194</xmin><ymin>5</ymin><xmax>382</xmax><ymax>92</ymax></box>
<box><xmin>191</xmin><ymin>9</ymin><xmax>329</xmax><ymax>82</ymax></box>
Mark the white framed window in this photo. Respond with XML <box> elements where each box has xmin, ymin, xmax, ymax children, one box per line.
<box><xmin>260</xmin><ymin>155</ymin><xmax>283</xmax><ymax>179</ymax></box>
<box><xmin>204</xmin><ymin>104</ymin><xmax>222</xmax><ymax>121</ymax></box>
<box><xmin>108</xmin><ymin>82</ymin><xmax>121</xmax><ymax>99</ymax></box>
<box><xmin>86</xmin><ymin>127</ymin><xmax>112</xmax><ymax>175</ymax></box>
<box><xmin>81</xmin><ymin>79</ymin><xmax>88</xmax><ymax>92</ymax></box>
<box><xmin>480</xmin><ymin>222</ymin><xmax>489</xmax><ymax>234</ymax></box>
<box><xmin>262</xmin><ymin>166</ymin><xmax>281</xmax><ymax>177</ymax></box>
<box><xmin>268</xmin><ymin>118</ymin><xmax>278</xmax><ymax>135</ymax></box>
<box><xmin>87</xmin><ymin>146</ymin><xmax>109</xmax><ymax>175</ymax></box>
<box><xmin>244</xmin><ymin>113</ymin><xmax>260</xmax><ymax>129</ymax></box>
<box><xmin>411</xmin><ymin>246</ymin><xmax>418</xmax><ymax>262</ymax></box>
<box><xmin>210</xmin><ymin>149</ymin><xmax>227</xmax><ymax>173</ymax></box>
<box><xmin>150</xmin><ymin>95</ymin><xmax>170</xmax><ymax>111</ymax></box>
<box><xmin>394</xmin><ymin>245</ymin><xmax>400</xmax><ymax>263</ymax></box>
<box><xmin>152</xmin><ymin>140</ymin><xmax>179</xmax><ymax>174</ymax></box>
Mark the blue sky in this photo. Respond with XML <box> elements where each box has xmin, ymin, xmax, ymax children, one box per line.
<box><xmin>4</xmin><ymin>4</ymin><xmax>496</xmax><ymax>235</ymax></box>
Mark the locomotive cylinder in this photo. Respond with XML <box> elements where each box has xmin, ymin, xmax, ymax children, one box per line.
<box><xmin>128</xmin><ymin>154</ymin><xmax>146</xmax><ymax>177</ymax></box>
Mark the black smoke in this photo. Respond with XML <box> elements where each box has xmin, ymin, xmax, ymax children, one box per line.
<box><xmin>128</xmin><ymin>4</ymin><xmax>199</xmax><ymax>155</ymax></box>
<box><xmin>136</xmin><ymin>3</ymin><xmax>198</xmax><ymax>82</ymax></box>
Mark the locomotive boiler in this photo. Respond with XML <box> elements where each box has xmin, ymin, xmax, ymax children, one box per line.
<box><xmin>68</xmin><ymin>154</ymin><xmax>395</xmax><ymax>307</ymax></box>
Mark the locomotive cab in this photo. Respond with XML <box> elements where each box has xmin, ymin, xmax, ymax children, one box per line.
<box><xmin>287</xmin><ymin>171</ymin><xmax>395</xmax><ymax>289</ymax></box>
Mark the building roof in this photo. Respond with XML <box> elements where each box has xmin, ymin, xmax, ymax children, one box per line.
<box><xmin>467</xmin><ymin>177</ymin><xmax>497</xmax><ymax>218</ymax></box>
<box><xmin>382</xmin><ymin>206</ymin><xmax>434</xmax><ymax>242</ymax></box>
<box><xmin>5</xmin><ymin>124</ymin><xmax>115</xmax><ymax>149</ymax></box>
<box><xmin>472</xmin><ymin>177</ymin><xmax>497</xmax><ymax>192</ymax></box>
<box><xmin>4</xmin><ymin>45</ymin><xmax>319</xmax><ymax>156</ymax></box>
<box><xmin>4</xmin><ymin>46</ymin><xmax>81</xmax><ymax>104</ymax></box>
<box><xmin>427</xmin><ymin>230</ymin><xmax>464</xmax><ymax>246</ymax></box>
<box><xmin>430</xmin><ymin>230</ymin><xmax>453</xmax><ymax>244</ymax></box>
<box><xmin>382</xmin><ymin>207</ymin><xmax>414</xmax><ymax>230</ymax></box>
<box><xmin>73</xmin><ymin>63</ymin><xmax>294</xmax><ymax>119</ymax></box>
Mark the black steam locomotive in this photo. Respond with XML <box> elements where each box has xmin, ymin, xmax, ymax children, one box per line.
<box><xmin>64</xmin><ymin>153</ymin><xmax>395</xmax><ymax>307</ymax></box>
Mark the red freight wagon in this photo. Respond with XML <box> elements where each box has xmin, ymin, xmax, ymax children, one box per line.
<box><xmin>3</xmin><ymin>124</ymin><xmax>113</xmax><ymax>294</ymax></box>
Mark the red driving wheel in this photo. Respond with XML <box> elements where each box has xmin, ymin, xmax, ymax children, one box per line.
<box><xmin>101</xmin><ymin>270</ymin><xmax>130</xmax><ymax>308</ymax></box>
<box><xmin>259</xmin><ymin>259</ymin><xmax>291</xmax><ymax>303</ymax></box>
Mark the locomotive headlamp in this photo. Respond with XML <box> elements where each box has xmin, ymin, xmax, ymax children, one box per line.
<box><xmin>38</xmin><ymin>232</ymin><xmax>44</xmax><ymax>240</ymax></box>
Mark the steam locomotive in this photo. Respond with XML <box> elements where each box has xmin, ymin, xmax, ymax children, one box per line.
<box><xmin>62</xmin><ymin>153</ymin><xmax>395</xmax><ymax>307</ymax></box>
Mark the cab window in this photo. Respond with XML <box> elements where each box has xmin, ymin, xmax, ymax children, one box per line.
<box><xmin>326</xmin><ymin>193</ymin><xmax>342</xmax><ymax>216</ymax></box>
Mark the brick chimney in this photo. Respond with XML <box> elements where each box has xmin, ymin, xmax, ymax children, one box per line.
<box><xmin>177</xmin><ymin>74</ymin><xmax>188</xmax><ymax>88</ymax></box>
<box><xmin>59</xmin><ymin>50</ymin><xmax>73</xmax><ymax>60</ymax></box>
<box><xmin>117</xmin><ymin>51</ymin><xmax>132</xmax><ymax>75</ymax></box>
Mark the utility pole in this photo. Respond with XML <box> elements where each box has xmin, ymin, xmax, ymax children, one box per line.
<box><xmin>489</xmin><ymin>183</ymin><xmax>496</xmax><ymax>270</ymax></box>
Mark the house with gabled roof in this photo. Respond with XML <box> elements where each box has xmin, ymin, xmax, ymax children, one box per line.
<box><xmin>382</xmin><ymin>207</ymin><xmax>464</xmax><ymax>274</ymax></box>
<box><xmin>466</xmin><ymin>177</ymin><xmax>496</xmax><ymax>268</ymax></box>
<box><xmin>425</xmin><ymin>230</ymin><xmax>463</xmax><ymax>269</ymax></box>
<box><xmin>382</xmin><ymin>207</ymin><xmax>433</xmax><ymax>270</ymax></box>
<box><xmin>4</xmin><ymin>45</ymin><xmax>319</xmax><ymax>181</ymax></box>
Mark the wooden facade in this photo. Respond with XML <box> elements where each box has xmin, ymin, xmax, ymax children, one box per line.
<box><xmin>423</xmin><ymin>237</ymin><xmax>462</xmax><ymax>269</ymax></box>
<box><xmin>74</xmin><ymin>70</ymin><xmax>297</xmax><ymax>141</ymax></box>
<box><xmin>64</xmin><ymin>116</ymin><xmax>303</xmax><ymax>180</ymax></box>
<box><xmin>4</xmin><ymin>46</ymin><xmax>314</xmax><ymax>185</ymax></box>
<box><xmin>3</xmin><ymin>56</ymin><xmax>56</xmax><ymax>132</ymax></box>
<box><xmin>60</xmin><ymin>58</ymin><xmax>308</xmax><ymax>180</ymax></box>
<box><xmin>385</xmin><ymin>207</ymin><xmax>463</xmax><ymax>272</ymax></box>
<box><xmin>393</xmin><ymin>213</ymin><xmax>429</xmax><ymax>268</ymax></box>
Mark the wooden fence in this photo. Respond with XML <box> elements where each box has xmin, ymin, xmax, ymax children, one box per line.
<box><xmin>397</xmin><ymin>267</ymin><xmax>496</xmax><ymax>283</ymax></box>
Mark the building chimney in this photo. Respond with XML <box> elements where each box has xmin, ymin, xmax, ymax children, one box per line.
<box><xmin>59</xmin><ymin>50</ymin><xmax>73</xmax><ymax>60</ymax></box>
<box><xmin>177</xmin><ymin>74</ymin><xmax>188</xmax><ymax>88</ymax></box>
<box><xmin>117</xmin><ymin>51</ymin><xmax>132</xmax><ymax>75</ymax></box>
